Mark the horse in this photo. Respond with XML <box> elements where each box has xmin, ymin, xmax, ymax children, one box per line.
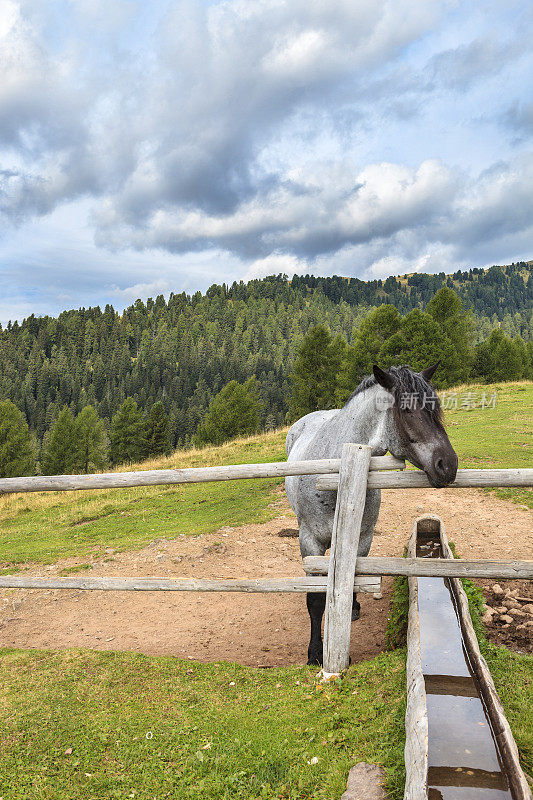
<box><xmin>285</xmin><ymin>363</ymin><xmax>458</xmax><ymax>666</ymax></box>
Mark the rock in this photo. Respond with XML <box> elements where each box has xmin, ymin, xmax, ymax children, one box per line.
<box><xmin>524</xmin><ymin>604</ymin><xmax>533</xmax><ymax>615</ymax></box>
<box><xmin>155</xmin><ymin>553</ymin><xmax>168</xmax><ymax>563</ymax></box>
<box><xmin>483</xmin><ymin>605</ymin><xmax>495</xmax><ymax>615</ymax></box>
<box><xmin>481</xmin><ymin>612</ymin><xmax>494</xmax><ymax>625</ymax></box>
<box><xmin>341</xmin><ymin>763</ymin><xmax>387</xmax><ymax>800</ymax></box>
<box><xmin>495</xmin><ymin>606</ymin><xmax>508</xmax><ymax>614</ymax></box>
<box><xmin>508</xmin><ymin>608</ymin><xmax>525</xmax><ymax>618</ymax></box>
<box><xmin>499</xmin><ymin>614</ymin><xmax>513</xmax><ymax>625</ymax></box>
<box><xmin>492</xmin><ymin>584</ymin><xmax>504</xmax><ymax>596</ymax></box>
<box><xmin>505</xmin><ymin>599</ymin><xmax>520</xmax><ymax>610</ymax></box>
<box><xmin>105</xmin><ymin>547</ymin><xmax>115</xmax><ymax>554</ymax></box>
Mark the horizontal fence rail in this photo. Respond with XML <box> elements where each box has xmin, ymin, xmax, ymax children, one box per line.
<box><xmin>303</xmin><ymin>555</ymin><xmax>533</xmax><ymax>580</ymax></box>
<box><xmin>0</xmin><ymin>455</ymin><xmax>405</xmax><ymax>496</ymax></box>
<box><xmin>0</xmin><ymin>575</ymin><xmax>381</xmax><ymax>594</ymax></box>
<box><xmin>316</xmin><ymin>467</ymin><xmax>533</xmax><ymax>491</ymax></box>
<box><xmin>1</xmin><ymin>555</ymin><xmax>530</xmax><ymax>593</ymax></box>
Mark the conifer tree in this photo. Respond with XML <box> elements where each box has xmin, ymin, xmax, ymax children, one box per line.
<box><xmin>426</xmin><ymin>287</ymin><xmax>472</xmax><ymax>384</ymax></box>
<box><xmin>337</xmin><ymin>305</ymin><xmax>401</xmax><ymax>402</ymax></box>
<box><xmin>288</xmin><ymin>325</ymin><xmax>344</xmax><ymax>419</ymax></box>
<box><xmin>41</xmin><ymin>407</ymin><xmax>78</xmax><ymax>475</ymax></box>
<box><xmin>0</xmin><ymin>400</ymin><xmax>35</xmax><ymax>477</ymax></box>
<box><xmin>144</xmin><ymin>401</ymin><xmax>169</xmax><ymax>457</ymax></box>
<box><xmin>75</xmin><ymin>406</ymin><xmax>108</xmax><ymax>473</ymax></box>
<box><xmin>378</xmin><ymin>310</ymin><xmax>457</xmax><ymax>387</ymax></box>
<box><xmin>195</xmin><ymin>378</ymin><xmax>263</xmax><ymax>446</ymax></box>
<box><xmin>109</xmin><ymin>398</ymin><xmax>146</xmax><ymax>465</ymax></box>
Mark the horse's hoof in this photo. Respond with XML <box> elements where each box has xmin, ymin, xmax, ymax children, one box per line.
<box><xmin>307</xmin><ymin>648</ymin><xmax>323</xmax><ymax>666</ymax></box>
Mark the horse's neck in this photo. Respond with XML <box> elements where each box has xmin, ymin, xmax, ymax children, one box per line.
<box><xmin>315</xmin><ymin>386</ymin><xmax>393</xmax><ymax>458</ymax></box>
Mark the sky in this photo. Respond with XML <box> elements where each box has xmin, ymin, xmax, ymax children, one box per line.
<box><xmin>0</xmin><ymin>0</ymin><xmax>532</xmax><ymax>324</ymax></box>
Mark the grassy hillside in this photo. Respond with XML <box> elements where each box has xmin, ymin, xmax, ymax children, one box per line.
<box><xmin>0</xmin><ymin>381</ymin><xmax>531</xmax><ymax>799</ymax></box>
<box><xmin>0</xmin><ymin>381</ymin><xmax>531</xmax><ymax>568</ymax></box>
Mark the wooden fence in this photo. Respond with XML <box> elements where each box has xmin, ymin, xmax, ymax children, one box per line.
<box><xmin>0</xmin><ymin>447</ymin><xmax>531</xmax><ymax>677</ymax></box>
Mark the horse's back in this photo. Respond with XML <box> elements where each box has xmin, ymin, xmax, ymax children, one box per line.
<box><xmin>285</xmin><ymin>409</ymin><xmax>339</xmax><ymax>460</ymax></box>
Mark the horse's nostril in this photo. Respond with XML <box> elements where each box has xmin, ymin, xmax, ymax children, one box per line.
<box><xmin>435</xmin><ymin>457</ymin><xmax>445</xmax><ymax>475</ymax></box>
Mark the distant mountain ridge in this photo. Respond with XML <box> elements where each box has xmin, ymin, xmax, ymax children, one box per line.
<box><xmin>287</xmin><ymin>260</ymin><xmax>532</xmax><ymax>318</ymax></box>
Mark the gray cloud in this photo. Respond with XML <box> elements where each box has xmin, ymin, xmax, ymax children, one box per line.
<box><xmin>0</xmin><ymin>0</ymin><xmax>532</xmax><ymax>284</ymax></box>
<box><xmin>504</xmin><ymin>100</ymin><xmax>533</xmax><ymax>137</ymax></box>
<box><xmin>1</xmin><ymin>0</ymin><xmax>444</xmax><ymax>224</ymax></box>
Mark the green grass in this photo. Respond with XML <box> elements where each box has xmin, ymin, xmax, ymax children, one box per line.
<box><xmin>0</xmin><ymin>648</ymin><xmax>407</xmax><ymax>800</ymax></box>
<box><xmin>441</xmin><ymin>381</ymin><xmax>533</xmax><ymax>507</ymax></box>
<box><xmin>0</xmin><ymin>432</ymin><xmax>288</xmax><ymax>566</ymax></box>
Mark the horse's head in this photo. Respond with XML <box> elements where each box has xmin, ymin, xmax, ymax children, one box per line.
<box><xmin>373</xmin><ymin>363</ymin><xmax>458</xmax><ymax>488</ymax></box>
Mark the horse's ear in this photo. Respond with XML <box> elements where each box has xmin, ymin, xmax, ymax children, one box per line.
<box><xmin>373</xmin><ymin>364</ymin><xmax>395</xmax><ymax>392</ymax></box>
<box><xmin>420</xmin><ymin>361</ymin><xmax>440</xmax><ymax>382</ymax></box>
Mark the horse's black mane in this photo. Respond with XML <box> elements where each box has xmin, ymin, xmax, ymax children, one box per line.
<box><xmin>347</xmin><ymin>365</ymin><xmax>443</xmax><ymax>423</ymax></box>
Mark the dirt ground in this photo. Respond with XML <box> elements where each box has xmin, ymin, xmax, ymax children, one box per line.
<box><xmin>0</xmin><ymin>487</ymin><xmax>531</xmax><ymax>666</ymax></box>
<box><xmin>478</xmin><ymin>580</ymin><xmax>533</xmax><ymax>654</ymax></box>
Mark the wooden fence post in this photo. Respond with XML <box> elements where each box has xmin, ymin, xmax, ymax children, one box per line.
<box><xmin>322</xmin><ymin>442</ymin><xmax>372</xmax><ymax>677</ymax></box>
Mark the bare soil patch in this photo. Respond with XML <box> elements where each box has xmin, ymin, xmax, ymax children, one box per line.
<box><xmin>477</xmin><ymin>579</ymin><xmax>533</xmax><ymax>654</ymax></box>
<box><xmin>1</xmin><ymin>487</ymin><xmax>531</xmax><ymax>666</ymax></box>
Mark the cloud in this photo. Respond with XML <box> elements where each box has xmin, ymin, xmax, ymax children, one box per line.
<box><xmin>1</xmin><ymin>0</ymin><xmax>445</xmax><ymax>227</ymax></box>
<box><xmin>427</xmin><ymin>37</ymin><xmax>518</xmax><ymax>90</ymax></box>
<box><xmin>504</xmin><ymin>100</ymin><xmax>533</xmax><ymax>137</ymax></box>
<box><xmin>0</xmin><ymin>0</ymin><xmax>531</xmax><ymax>321</ymax></box>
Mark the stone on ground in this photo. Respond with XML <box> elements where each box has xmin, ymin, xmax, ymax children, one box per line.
<box><xmin>340</xmin><ymin>762</ymin><xmax>386</xmax><ymax>800</ymax></box>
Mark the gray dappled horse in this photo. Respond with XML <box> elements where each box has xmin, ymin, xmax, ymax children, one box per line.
<box><xmin>285</xmin><ymin>363</ymin><xmax>458</xmax><ymax>666</ymax></box>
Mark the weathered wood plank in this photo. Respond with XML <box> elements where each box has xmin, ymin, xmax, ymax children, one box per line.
<box><xmin>316</xmin><ymin>467</ymin><xmax>533</xmax><ymax>491</ymax></box>
<box><xmin>404</xmin><ymin>519</ymin><xmax>428</xmax><ymax>800</ymax></box>
<box><xmin>0</xmin><ymin>575</ymin><xmax>381</xmax><ymax>593</ymax></box>
<box><xmin>439</xmin><ymin>527</ymin><xmax>532</xmax><ymax>800</ymax></box>
<box><xmin>322</xmin><ymin>443</ymin><xmax>372</xmax><ymax>677</ymax></box>
<box><xmin>303</xmin><ymin>555</ymin><xmax>533</xmax><ymax>580</ymax></box>
<box><xmin>0</xmin><ymin>456</ymin><xmax>404</xmax><ymax>496</ymax></box>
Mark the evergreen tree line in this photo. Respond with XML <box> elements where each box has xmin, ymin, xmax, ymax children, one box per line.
<box><xmin>0</xmin><ymin>399</ymin><xmax>171</xmax><ymax>478</ymax></box>
<box><xmin>0</xmin><ymin>263</ymin><xmax>530</xmax><ymax>476</ymax></box>
<box><xmin>288</xmin><ymin>288</ymin><xmax>532</xmax><ymax>418</ymax></box>
<box><xmin>1</xmin><ymin>285</ymin><xmax>530</xmax><ymax>478</ymax></box>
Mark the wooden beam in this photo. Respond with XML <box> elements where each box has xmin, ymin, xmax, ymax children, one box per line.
<box><xmin>323</xmin><ymin>443</ymin><xmax>372</xmax><ymax>677</ymax></box>
<box><xmin>0</xmin><ymin>575</ymin><xmax>381</xmax><ymax>594</ymax></box>
<box><xmin>303</xmin><ymin>555</ymin><xmax>533</xmax><ymax>580</ymax></box>
<box><xmin>0</xmin><ymin>455</ymin><xmax>404</xmax><ymax>496</ymax></box>
<box><xmin>316</xmin><ymin>467</ymin><xmax>533</xmax><ymax>491</ymax></box>
<box><xmin>403</xmin><ymin>518</ymin><xmax>428</xmax><ymax>800</ymax></box>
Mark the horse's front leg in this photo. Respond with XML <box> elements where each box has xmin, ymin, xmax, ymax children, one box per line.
<box><xmin>306</xmin><ymin>592</ymin><xmax>326</xmax><ymax>665</ymax></box>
